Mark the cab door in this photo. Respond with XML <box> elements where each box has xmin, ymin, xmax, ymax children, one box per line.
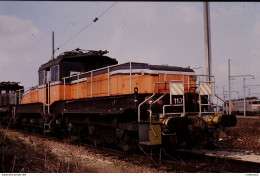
<box><xmin>46</xmin><ymin>70</ymin><xmax>51</xmax><ymax>105</ymax></box>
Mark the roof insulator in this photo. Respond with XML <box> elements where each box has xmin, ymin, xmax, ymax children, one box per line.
<box><xmin>93</xmin><ymin>17</ymin><xmax>98</xmax><ymax>22</ymax></box>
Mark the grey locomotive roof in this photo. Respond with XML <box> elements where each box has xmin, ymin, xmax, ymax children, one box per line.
<box><xmin>38</xmin><ymin>48</ymin><xmax>194</xmax><ymax>75</ymax></box>
<box><xmin>38</xmin><ymin>49</ymin><xmax>117</xmax><ymax>72</ymax></box>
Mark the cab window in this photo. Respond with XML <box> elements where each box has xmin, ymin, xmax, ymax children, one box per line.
<box><xmin>39</xmin><ymin>70</ymin><xmax>46</xmax><ymax>85</ymax></box>
<box><xmin>51</xmin><ymin>65</ymin><xmax>59</xmax><ymax>82</ymax></box>
<box><xmin>60</xmin><ymin>61</ymin><xmax>84</xmax><ymax>78</ymax></box>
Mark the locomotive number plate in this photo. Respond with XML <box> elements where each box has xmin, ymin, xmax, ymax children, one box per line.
<box><xmin>172</xmin><ymin>95</ymin><xmax>183</xmax><ymax>104</ymax></box>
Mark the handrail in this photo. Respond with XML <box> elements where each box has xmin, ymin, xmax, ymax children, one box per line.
<box><xmin>149</xmin><ymin>93</ymin><xmax>167</xmax><ymax>124</ymax></box>
<box><xmin>61</xmin><ymin>64</ymin><xmax>199</xmax><ymax>102</ymax></box>
<box><xmin>151</xmin><ymin>93</ymin><xmax>167</xmax><ymax>106</ymax></box>
<box><xmin>130</xmin><ymin>62</ymin><xmax>132</xmax><ymax>94</ymax></box>
<box><xmin>162</xmin><ymin>74</ymin><xmax>216</xmax><ymax>117</ymax></box>
<box><xmin>215</xmin><ymin>93</ymin><xmax>225</xmax><ymax>103</ymax></box>
<box><xmin>77</xmin><ymin>75</ymin><xmax>79</xmax><ymax>99</ymax></box>
<box><xmin>91</xmin><ymin>71</ymin><xmax>93</xmax><ymax>97</ymax></box>
<box><xmin>62</xmin><ymin>62</ymin><xmax>134</xmax><ymax>80</ymax></box>
<box><xmin>15</xmin><ymin>88</ymin><xmax>24</xmax><ymax>105</ymax></box>
<box><xmin>164</xmin><ymin>75</ymin><xmax>186</xmax><ymax>116</ymax></box>
<box><xmin>43</xmin><ymin>76</ymin><xmax>46</xmax><ymax>114</ymax></box>
<box><xmin>138</xmin><ymin>94</ymin><xmax>155</xmax><ymax>123</ymax></box>
<box><xmin>197</xmin><ymin>75</ymin><xmax>216</xmax><ymax>117</ymax></box>
<box><xmin>163</xmin><ymin>105</ymin><xmax>183</xmax><ymax>117</ymax></box>
<box><xmin>107</xmin><ymin>67</ymin><xmax>110</xmax><ymax>96</ymax></box>
<box><xmin>61</xmin><ymin>66</ymin><xmax>217</xmax><ymax>119</ymax></box>
<box><xmin>63</xmin><ymin>77</ymin><xmax>66</xmax><ymax>100</ymax></box>
<box><xmin>47</xmin><ymin>80</ymin><xmax>50</xmax><ymax>114</ymax></box>
<box><xmin>62</xmin><ymin>62</ymin><xmax>134</xmax><ymax>100</ymax></box>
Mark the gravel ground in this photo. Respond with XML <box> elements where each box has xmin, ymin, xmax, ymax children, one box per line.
<box><xmin>216</xmin><ymin>116</ymin><xmax>260</xmax><ymax>155</ymax></box>
<box><xmin>0</xmin><ymin>128</ymin><xmax>162</xmax><ymax>173</ymax></box>
<box><xmin>1</xmin><ymin>116</ymin><xmax>260</xmax><ymax>173</ymax></box>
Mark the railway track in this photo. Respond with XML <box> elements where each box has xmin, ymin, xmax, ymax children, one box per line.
<box><xmin>80</xmin><ymin>142</ymin><xmax>260</xmax><ymax>172</ymax></box>
<box><xmin>1</xmin><ymin>127</ymin><xmax>260</xmax><ymax>173</ymax></box>
<box><xmin>168</xmin><ymin>149</ymin><xmax>260</xmax><ymax>172</ymax></box>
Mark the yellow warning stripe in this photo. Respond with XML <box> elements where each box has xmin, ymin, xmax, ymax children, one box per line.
<box><xmin>200</xmin><ymin>84</ymin><xmax>211</xmax><ymax>95</ymax></box>
<box><xmin>170</xmin><ymin>83</ymin><xmax>184</xmax><ymax>95</ymax></box>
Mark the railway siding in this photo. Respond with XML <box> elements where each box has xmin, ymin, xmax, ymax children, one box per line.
<box><xmin>176</xmin><ymin>149</ymin><xmax>260</xmax><ymax>164</ymax></box>
<box><xmin>227</xmin><ymin>116</ymin><xmax>260</xmax><ymax>136</ymax></box>
<box><xmin>0</xmin><ymin>128</ymin><xmax>162</xmax><ymax>173</ymax></box>
<box><xmin>1</xmin><ymin>127</ymin><xmax>260</xmax><ymax>173</ymax></box>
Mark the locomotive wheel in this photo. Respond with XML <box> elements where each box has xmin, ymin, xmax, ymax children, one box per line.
<box><xmin>17</xmin><ymin>114</ymin><xmax>44</xmax><ymax>133</ymax></box>
<box><xmin>89</xmin><ymin>126</ymin><xmax>104</xmax><ymax>146</ymax></box>
<box><xmin>117</xmin><ymin>131</ymin><xmax>138</xmax><ymax>151</ymax></box>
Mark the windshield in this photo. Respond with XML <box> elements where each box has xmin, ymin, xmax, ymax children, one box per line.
<box><xmin>60</xmin><ymin>61</ymin><xmax>85</xmax><ymax>78</ymax></box>
<box><xmin>250</xmin><ymin>100</ymin><xmax>260</xmax><ymax>105</ymax></box>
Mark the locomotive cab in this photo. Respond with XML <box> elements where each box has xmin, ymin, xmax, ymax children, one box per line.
<box><xmin>23</xmin><ymin>48</ymin><xmax>118</xmax><ymax>105</ymax></box>
<box><xmin>38</xmin><ymin>49</ymin><xmax>118</xmax><ymax>86</ymax></box>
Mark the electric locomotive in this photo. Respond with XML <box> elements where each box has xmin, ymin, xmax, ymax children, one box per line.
<box><xmin>2</xmin><ymin>48</ymin><xmax>237</xmax><ymax>150</ymax></box>
<box><xmin>224</xmin><ymin>97</ymin><xmax>260</xmax><ymax>115</ymax></box>
<box><xmin>0</xmin><ymin>82</ymin><xmax>23</xmax><ymax>125</ymax></box>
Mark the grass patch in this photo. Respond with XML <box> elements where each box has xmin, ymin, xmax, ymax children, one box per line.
<box><xmin>0</xmin><ymin>130</ymin><xmax>92</xmax><ymax>173</ymax></box>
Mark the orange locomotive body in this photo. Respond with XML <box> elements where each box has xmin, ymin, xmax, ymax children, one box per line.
<box><xmin>22</xmin><ymin>63</ymin><xmax>196</xmax><ymax>105</ymax></box>
<box><xmin>10</xmin><ymin>49</ymin><xmax>236</xmax><ymax>150</ymax></box>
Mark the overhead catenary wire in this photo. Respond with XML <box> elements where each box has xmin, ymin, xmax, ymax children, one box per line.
<box><xmin>97</xmin><ymin>1</ymin><xmax>118</xmax><ymax>19</ymax></box>
<box><xmin>57</xmin><ymin>1</ymin><xmax>118</xmax><ymax>50</ymax></box>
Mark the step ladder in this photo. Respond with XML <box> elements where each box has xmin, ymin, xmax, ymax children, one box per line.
<box><xmin>44</xmin><ymin>118</ymin><xmax>54</xmax><ymax>133</ymax></box>
<box><xmin>197</xmin><ymin>76</ymin><xmax>216</xmax><ymax>116</ymax></box>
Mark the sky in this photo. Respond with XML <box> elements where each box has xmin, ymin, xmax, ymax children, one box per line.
<box><xmin>0</xmin><ymin>1</ymin><xmax>260</xmax><ymax>102</ymax></box>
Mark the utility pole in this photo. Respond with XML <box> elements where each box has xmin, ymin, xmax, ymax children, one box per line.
<box><xmin>228</xmin><ymin>59</ymin><xmax>255</xmax><ymax>116</ymax></box>
<box><xmin>203</xmin><ymin>2</ymin><xmax>213</xmax><ymax>107</ymax></box>
<box><xmin>224</xmin><ymin>91</ymin><xmax>239</xmax><ymax>99</ymax></box>
<box><xmin>203</xmin><ymin>2</ymin><xmax>212</xmax><ymax>82</ymax></box>
<box><xmin>215</xmin><ymin>86</ymin><xmax>219</xmax><ymax>112</ymax></box>
<box><xmin>52</xmin><ymin>31</ymin><xmax>55</xmax><ymax>60</ymax></box>
<box><xmin>229</xmin><ymin>74</ymin><xmax>254</xmax><ymax>117</ymax></box>
<box><xmin>250</xmin><ymin>93</ymin><xmax>260</xmax><ymax>97</ymax></box>
<box><xmin>245</xmin><ymin>85</ymin><xmax>260</xmax><ymax>97</ymax></box>
<box><xmin>228</xmin><ymin>59</ymin><xmax>231</xmax><ymax>114</ymax></box>
<box><xmin>223</xmin><ymin>86</ymin><xmax>225</xmax><ymax>101</ymax></box>
<box><xmin>243</xmin><ymin>78</ymin><xmax>246</xmax><ymax>116</ymax></box>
